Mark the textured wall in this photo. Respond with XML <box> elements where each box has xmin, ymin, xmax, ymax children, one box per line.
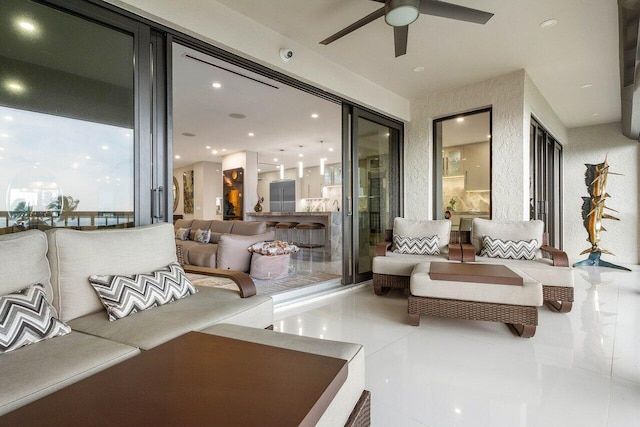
<box><xmin>408</xmin><ymin>71</ymin><xmax>526</xmax><ymax>220</ymax></box>
<box><xmin>565</xmin><ymin>123</ymin><xmax>638</xmax><ymax>265</ymax></box>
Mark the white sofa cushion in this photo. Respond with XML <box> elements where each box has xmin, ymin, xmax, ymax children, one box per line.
<box><xmin>47</xmin><ymin>223</ymin><xmax>178</xmax><ymax>322</ymax></box>
<box><xmin>0</xmin><ymin>230</ymin><xmax>53</xmax><ymax>305</ymax></box>
<box><xmin>471</xmin><ymin>218</ymin><xmax>544</xmax><ymax>255</ymax></box>
<box><xmin>373</xmin><ymin>252</ymin><xmax>452</xmax><ymax>276</ymax></box>
<box><xmin>410</xmin><ymin>263</ymin><xmax>543</xmax><ymax>307</ymax></box>
<box><xmin>0</xmin><ymin>331</ymin><xmax>139</xmax><ymax>415</ymax></box>
<box><xmin>393</xmin><ymin>218</ymin><xmax>451</xmax><ymax>253</ymax></box>
<box><xmin>201</xmin><ymin>323</ymin><xmax>364</xmax><ymax>427</ymax></box>
<box><xmin>68</xmin><ymin>287</ymin><xmax>273</xmax><ymax>350</ymax></box>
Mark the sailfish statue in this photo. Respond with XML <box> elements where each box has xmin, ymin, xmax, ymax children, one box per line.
<box><xmin>573</xmin><ymin>157</ymin><xmax>630</xmax><ymax>270</ymax></box>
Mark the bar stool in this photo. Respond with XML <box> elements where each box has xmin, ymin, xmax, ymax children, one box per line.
<box><xmin>295</xmin><ymin>222</ymin><xmax>326</xmax><ymax>264</ymax></box>
<box><xmin>275</xmin><ymin>222</ymin><xmax>298</xmax><ymax>243</ymax></box>
<box><xmin>264</xmin><ymin>221</ymin><xmax>278</xmax><ymax>234</ymax></box>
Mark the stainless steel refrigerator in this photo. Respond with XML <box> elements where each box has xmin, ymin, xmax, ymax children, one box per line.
<box><xmin>269</xmin><ymin>180</ymin><xmax>296</xmax><ymax>212</ymax></box>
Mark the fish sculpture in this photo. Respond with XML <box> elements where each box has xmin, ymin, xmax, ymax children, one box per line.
<box><xmin>574</xmin><ymin>157</ymin><xmax>630</xmax><ymax>270</ymax></box>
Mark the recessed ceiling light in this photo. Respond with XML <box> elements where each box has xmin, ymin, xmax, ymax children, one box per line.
<box><xmin>229</xmin><ymin>113</ymin><xmax>246</xmax><ymax>119</ymax></box>
<box><xmin>181</xmin><ymin>132</ymin><xmax>196</xmax><ymax>137</ymax></box>
<box><xmin>175</xmin><ymin>155</ymin><xmax>181</xmax><ymax>159</ymax></box>
<box><xmin>221</xmin><ymin>148</ymin><xmax>226</xmax><ymax>152</ymax></box>
<box><xmin>299</xmin><ymin>153</ymin><xmax>303</xmax><ymax>157</ymax></box>
<box><xmin>101</xmin><ymin>145</ymin><xmax>109</xmax><ymax>150</ymax></box>
<box><xmin>0</xmin><ymin>147</ymin><xmax>4</xmax><ymax>150</ymax></box>
<box><xmin>311</xmin><ymin>113</ymin><xmax>319</xmax><ymax>119</ymax></box>
<box><xmin>3</xmin><ymin>116</ymin><xmax>13</xmax><ymax>121</ymax></box>
<box><xmin>212</xmin><ymin>82</ymin><xmax>222</xmax><ymax>89</ymax></box>
<box><xmin>581</xmin><ymin>83</ymin><xmax>593</xmax><ymax>89</ymax></box>
<box><xmin>413</xmin><ymin>66</ymin><xmax>425</xmax><ymax>72</ymax></box>
<box><xmin>85</xmin><ymin>155</ymin><xmax>91</xmax><ymax>160</ymax></box>
<box><xmin>257</xmin><ymin>168</ymin><xmax>261</xmax><ymax>172</ymax></box>
<box><xmin>0</xmin><ymin>134</ymin><xmax>7</xmax><ymax>138</ymax></box>
<box><xmin>17</xmin><ymin>20</ymin><xmax>36</xmax><ymax>33</ymax></box>
<box><xmin>456</xmin><ymin>117</ymin><xmax>464</xmax><ymax>123</ymax></box>
<box><xmin>487</xmin><ymin>134</ymin><xmax>491</xmax><ymax>138</ymax></box>
<box><xmin>5</xmin><ymin>81</ymin><xmax>25</xmax><ymax>94</ymax></box>
<box><xmin>328</xmin><ymin>147</ymin><xmax>334</xmax><ymax>152</ymax></box>
<box><xmin>248</xmin><ymin>132</ymin><xmax>255</xmax><ymax>137</ymax></box>
<box><xmin>205</xmin><ymin>145</ymin><xmax>211</xmax><ymax>149</ymax></box>
<box><xmin>273</xmin><ymin>158</ymin><xmax>278</xmax><ymax>162</ymax></box>
<box><xmin>540</xmin><ymin>19</ymin><xmax>558</xmax><ymax>29</ymax></box>
<box><xmin>212</xmin><ymin>150</ymin><xmax>218</xmax><ymax>154</ymax></box>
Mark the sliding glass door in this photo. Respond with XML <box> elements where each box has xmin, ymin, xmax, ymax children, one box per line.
<box><xmin>530</xmin><ymin>118</ymin><xmax>563</xmax><ymax>248</ymax></box>
<box><xmin>344</xmin><ymin>108</ymin><xmax>402</xmax><ymax>284</ymax></box>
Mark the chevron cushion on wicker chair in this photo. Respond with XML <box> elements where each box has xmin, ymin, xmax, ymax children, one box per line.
<box><xmin>393</xmin><ymin>235</ymin><xmax>440</xmax><ymax>255</ymax></box>
<box><xmin>0</xmin><ymin>284</ymin><xmax>71</xmax><ymax>354</ymax></box>
<box><xmin>479</xmin><ymin>235</ymin><xmax>538</xmax><ymax>260</ymax></box>
<box><xmin>89</xmin><ymin>263</ymin><xmax>197</xmax><ymax>321</ymax></box>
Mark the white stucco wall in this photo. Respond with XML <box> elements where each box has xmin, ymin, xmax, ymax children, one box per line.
<box><xmin>564</xmin><ymin>123</ymin><xmax>638</xmax><ymax>265</ymax></box>
<box><xmin>106</xmin><ymin>0</ymin><xmax>409</xmax><ymax>121</ymax></box>
<box><xmin>408</xmin><ymin>70</ymin><xmax>526</xmax><ymax>220</ymax></box>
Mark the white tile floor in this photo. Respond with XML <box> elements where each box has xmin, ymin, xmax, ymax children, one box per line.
<box><xmin>274</xmin><ymin>265</ymin><xmax>640</xmax><ymax>427</ymax></box>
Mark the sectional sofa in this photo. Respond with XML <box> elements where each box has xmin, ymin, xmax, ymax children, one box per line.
<box><xmin>174</xmin><ymin>219</ymin><xmax>274</xmax><ymax>271</ymax></box>
<box><xmin>0</xmin><ymin>224</ymin><xmax>368</xmax><ymax>425</ymax></box>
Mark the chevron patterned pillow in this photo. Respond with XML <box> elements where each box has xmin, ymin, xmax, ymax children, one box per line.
<box><xmin>479</xmin><ymin>235</ymin><xmax>538</xmax><ymax>260</ymax></box>
<box><xmin>89</xmin><ymin>262</ymin><xmax>197</xmax><ymax>321</ymax></box>
<box><xmin>393</xmin><ymin>234</ymin><xmax>440</xmax><ymax>255</ymax></box>
<box><xmin>0</xmin><ymin>284</ymin><xmax>71</xmax><ymax>354</ymax></box>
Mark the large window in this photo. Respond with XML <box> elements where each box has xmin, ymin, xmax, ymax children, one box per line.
<box><xmin>433</xmin><ymin>109</ymin><xmax>492</xmax><ymax>230</ymax></box>
<box><xmin>0</xmin><ymin>0</ymin><xmax>159</xmax><ymax>233</ymax></box>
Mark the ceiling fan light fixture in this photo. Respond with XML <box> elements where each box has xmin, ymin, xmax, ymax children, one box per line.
<box><xmin>385</xmin><ymin>0</ymin><xmax>420</xmax><ymax>27</ymax></box>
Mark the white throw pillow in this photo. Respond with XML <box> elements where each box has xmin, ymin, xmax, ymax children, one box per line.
<box><xmin>194</xmin><ymin>229</ymin><xmax>211</xmax><ymax>244</ymax></box>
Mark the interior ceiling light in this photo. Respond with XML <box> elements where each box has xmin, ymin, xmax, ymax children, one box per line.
<box><xmin>221</xmin><ymin>148</ymin><xmax>227</xmax><ymax>152</ymax></box>
<box><xmin>456</xmin><ymin>117</ymin><xmax>464</xmax><ymax>123</ymax></box>
<box><xmin>413</xmin><ymin>66</ymin><xmax>425</xmax><ymax>72</ymax></box>
<box><xmin>385</xmin><ymin>0</ymin><xmax>420</xmax><ymax>27</ymax></box>
<box><xmin>175</xmin><ymin>155</ymin><xmax>181</xmax><ymax>159</ymax></box>
<box><xmin>5</xmin><ymin>81</ymin><xmax>25</xmax><ymax>94</ymax></box>
<box><xmin>248</xmin><ymin>132</ymin><xmax>255</xmax><ymax>137</ymax></box>
<box><xmin>205</xmin><ymin>145</ymin><xmax>211</xmax><ymax>149</ymax></box>
<box><xmin>273</xmin><ymin>157</ymin><xmax>278</xmax><ymax>162</ymax></box>
<box><xmin>212</xmin><ymin>82</ymin><xmax>222</xmax><ymax>89</ymax></box>
<box><xmin>101</xmin><ymin>145</ymin><xmax>109</xmax><ymax>150</ymax></box>
<box><xmin>212</xmin><ymin>150</ymin><xmax>218</xmax><ymax>154</ymax></box>
<box><xmin>539</xmin><ymin>18</ymin><xmax>558</xmax><ymax>29</ymax></box>
<box><xmin>4</xmin><ymin>116</ymin><xmax>13</xmax><ymax>121</ymax></box>
<box><xmin>299</xmin><ymin>153</ymin><xmax>303</xmax><ymax>157</ymax></box>
<box><xmin>229</xmin><ymin>113</ymin><xmax>246</xmax><ymax>119</ymax></box>
<box><xmin>181</xmin><ymin>132</ymin><xmax>196</xmax><ymax>137</ymax></box>
<box><xmin>581</xmin><ymin>83</ymin><xmax>593</xmax><ymax>89</ymax></box>
<box><xmin>311</xmin><ymin>113</ymin><xmax>319</xmax><ymax>119</ymax></box>
<box><xmin>0</xmin><ymin>134</ymin><xmax>7</xmax><ymax>138</ymax></box>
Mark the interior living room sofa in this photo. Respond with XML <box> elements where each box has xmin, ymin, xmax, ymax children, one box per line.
<box><xmin>0</xmin><ymin>224</ymin><xmax>369</xmax><ymax>425</ymax></box>
<box><xmin>372</xmin><ymin>218</ymin><xmax>462</xmax><ymax>295</ymax></box>
<box><xmin>174</xmin><ymin>219</ymin><xmax>274</xmax><ymax>272</ymax></box>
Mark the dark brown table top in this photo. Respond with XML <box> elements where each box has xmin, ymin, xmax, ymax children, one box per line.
<box><xmin>2</xmin><ymin>331</ymin><xmax>348</xmax><ymax>426</ymax></box>
<box><xmin>429</xmin><ymin>262</ymin><xmax>523</xmax><ymax>285</ymax></box>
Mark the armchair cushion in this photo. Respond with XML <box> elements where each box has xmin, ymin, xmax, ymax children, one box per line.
<box><xmin>217</xmin><ymin>231</ymin><xmax>275</xmax><ymax>272</ymax></box>
<box><xmin>393</xmin><ymin>218</ymin><xmax>451</xmax><ymax>253</ymax></box>
<box><xmin>471</xmin><ymin>219</ymin><xmax>544</xmax><ymax>256</ymax></box>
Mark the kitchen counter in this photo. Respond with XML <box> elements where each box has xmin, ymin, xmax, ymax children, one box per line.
<box><xmin>246</xmin><ymin>212</ymin><xmax>342</xmax><ymax>260</ymax></box>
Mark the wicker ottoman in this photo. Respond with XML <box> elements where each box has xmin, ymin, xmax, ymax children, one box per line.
<box><xmin>408</xmin><ymin>263</ymin><xmax>543</xmax><ymax>338</ymax></box>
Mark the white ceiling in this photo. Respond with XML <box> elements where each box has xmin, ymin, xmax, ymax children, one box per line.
<box><xmin>172</xmin><ymin>44</ymin><xmax>342</xmax><ymax>169</ymax></box>
<box><xmin>214</xmin><ymin>0</ymin><xmax>621</xmax><ymax>128</ymax></box>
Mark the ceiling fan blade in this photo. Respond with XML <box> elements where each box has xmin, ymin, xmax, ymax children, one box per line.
<box><xmin>419</xmin><ymin>0</ymin><xmax>493</xmax><ymax>24</ymax></box>
<box><xmin>320</xmin><ymin>7</ymin><xmax>385</xmax><ymax>45</ymax></box>
<box><xmin>394</xmin><ymin>25</ymin><xmax>408</xmax><ymax>57</ymax></box>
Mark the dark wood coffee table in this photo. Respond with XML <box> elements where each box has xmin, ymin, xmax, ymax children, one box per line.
<box><xmin>429</xmin><ymin>262</ymin><xmax>523</xmax><ymax>285</ymax></box>
<box><xmin>1</xmin><ymin>332</ymin><xmax>348</xmax><ymax>426</ymax></box>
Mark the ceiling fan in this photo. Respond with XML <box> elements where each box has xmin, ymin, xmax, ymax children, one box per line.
<box><xmin>320</xmin><ymin>0</ymin><xmax>494</xmax><ymax>57</ymax></box>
